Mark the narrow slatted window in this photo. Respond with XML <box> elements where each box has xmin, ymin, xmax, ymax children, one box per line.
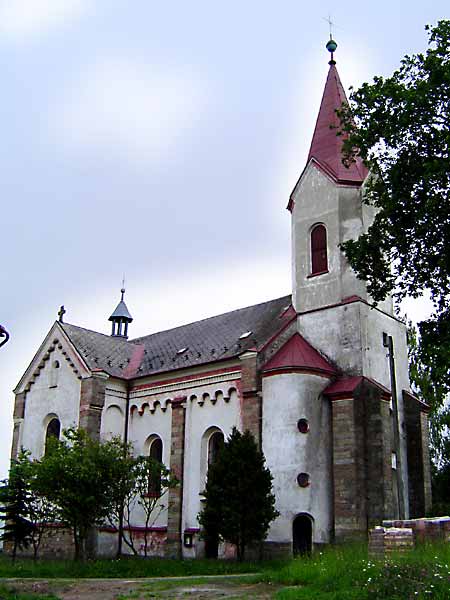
<box><xmin>311</xmin><ymin>224</ymin><xmax>328</xmax><ymax>275</ymax></box>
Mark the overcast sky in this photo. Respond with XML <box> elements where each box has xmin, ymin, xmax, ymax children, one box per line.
<box><xmin>1</xmin><ymin>1</ymin><xmax>446</xmax><ymax>479</ymax></box>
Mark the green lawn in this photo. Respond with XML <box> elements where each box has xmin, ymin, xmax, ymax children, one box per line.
<box><xmin>261</xmin><ymin>543</ymin><xmax>450</xmax><ymax>599</ymax></box>
<box><xmin>0</xmin><ymin>553</ymin><xmax>280</xmax><ymax>579</ymax></box>
<box><xmin>0</xmin><ymin>587</ymin><xmax>58</xmax><ymax>600</ymax></box>
<box><xmin>1</xmin><ymin>543</ymin><xmax>450</xmax><ymax>599</ymax></box>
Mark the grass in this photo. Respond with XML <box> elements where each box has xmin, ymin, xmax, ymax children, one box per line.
<box><xmin>2</xmin><ymin>544</ymin><xmax>450</xmax><ymax>599</ymax></box>
<box><xmin>0</xmin><ymin>554</ymin><xmax>280</xmax><ymax>579</ymax></box>
<box><xmin>0</xmin><ymin>587</ymin><xmax>58</xmax><ymax>600</ymax></box>
<box><xmin>258</xmin><ymin>542</ymin><xmax>450</xmax><ymax>599</ymax></box>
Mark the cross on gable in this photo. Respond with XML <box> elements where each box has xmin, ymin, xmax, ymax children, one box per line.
<box><xmin>58</xmin><ymin>305</ymin><xmax>66</xmax><ymax>323</ymax></box>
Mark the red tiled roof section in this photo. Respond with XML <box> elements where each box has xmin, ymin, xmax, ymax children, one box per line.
<box><xmin>324</xmin><ymin>375</ymin><xmax>391</xmax><ymax>399</ymax></box>
<box><xmin>308</xmin><ymin>64</ymin><xmax>368</xmax><ymax>185</ymax></box>
<box><xmin>263</xmin><ymin>333</ymin><xmax>336</xmax><ymax>375</ymax></box>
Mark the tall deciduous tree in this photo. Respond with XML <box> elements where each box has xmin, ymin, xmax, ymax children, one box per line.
<box><xmin>338</xmin><ymin>20</ymin><xmax>450</xmax><ymax>396</ymax></box>
<box><xmin>199</xmin><ymin>428</ymin><xmax>278</xmax><ymax>561</ymax></box>
<box><xmin>407</xmin><ymin>323</ymin><xmax>449</xmax><ymax>465</ymax></box>
<box><xmin>35</xmin><ymin>428</ymin><xmax>127</xmax><ymax>560</ymax></box>
<box><xmin>408</xmin><ymin>323</ymin><xmax>450</xmax><ymax>514</ymax></box>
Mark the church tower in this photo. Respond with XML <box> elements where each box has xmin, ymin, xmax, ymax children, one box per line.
<box><xmin>289</xmin><ymin>40</ymin><xmax>401</xmax><ymax>376</ymax></box>
<box><xmin>289</xmin><ymin>40</ymin><xmax>376</xmax><ymax>315</ymax></box>
<box><xmin>287</xmin><ymin>39</ymin><xmax>423</xmax><ymax>532</ymax></box>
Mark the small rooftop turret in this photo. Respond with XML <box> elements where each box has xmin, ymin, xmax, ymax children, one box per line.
<box><xmin>109</xmin><ymin>287</ymin><xmax>133</xmax><ymax>338</ymax></box>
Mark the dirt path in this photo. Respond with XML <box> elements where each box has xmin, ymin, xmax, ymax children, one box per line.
<box><xmin>3</xmin><ymin>575</ymin><xmax>280</xmax><ymax>599</ymax></box>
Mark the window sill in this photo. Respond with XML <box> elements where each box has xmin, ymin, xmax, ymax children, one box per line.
<box><xmin>307</xmin><ymin>270</ymin><xmax>329</xmax><ymax>279</ymax></box>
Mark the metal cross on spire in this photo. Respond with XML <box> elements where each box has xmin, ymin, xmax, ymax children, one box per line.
<box><xmin>323</xmin><ymin>14</ymin><xmax>334</xmax><ymax>39</ymax></box>
<box><xmin>121</xmin><ymin>274</ymin><xmax>126</xmax><ymax>301</ymax></box>
<box><xmin>323</xmin><ymin>15</ymin><xmax>338</xmax><ymax>65</ymax></box>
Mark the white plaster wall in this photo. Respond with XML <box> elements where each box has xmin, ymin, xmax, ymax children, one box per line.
<box><xmin>291</xmin><ymin>166</ymin><xmax>368</xmax><ymax>313</ymax></box>
<box><xmin>262</xmin><ymin>373</ymin><xmax>333</xmax><ymax>545</ymax></box>
<box><xmin>127</xmin><ymin>397</ymin><xmax>172</xmax><ymax>531</ymax></box>
<box><xmin>21</xmin><ymin>348</ymin><xmax>81</xmax><ymax>458</ymax></box>
<box><xmin>361</xmin><ymin>201</ymin><xmax>393</xmax><ymax>315</ymax></box>
<box><xmin>100</xmin><ymin>380</ymin><xmax>127</xmax><ymax>440</ymax></box>
<box><xmin>298</xmin><ymin>302</ymin><xmax>364</xmax><ymax>375</ymax></box>
<box><xmin>299</xmin><ymin>299</ymin><xmax>411</xmax><ymax>518</ymax></box>
<box><xmin>182</xmin><ymin>384</ymin><xmax>241</xmax><ymax>558</ymax></box>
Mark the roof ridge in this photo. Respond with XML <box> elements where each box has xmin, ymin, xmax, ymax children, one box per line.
<box><xmin>130</xmin><ymin>294</ymin><xmax>292</xmax><ymax>343</ymax></box>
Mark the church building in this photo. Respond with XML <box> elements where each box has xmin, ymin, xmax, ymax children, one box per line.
<box><xmin>11</xmin><ymin>41</ymin><xmax>432</xmax><ymax>559</ymax></box>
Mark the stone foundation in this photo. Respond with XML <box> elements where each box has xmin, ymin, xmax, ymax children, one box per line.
<box><xmin>4</xmin><ymin>525</ymin><xmax>75</xmax><ymax>559</ymax></box>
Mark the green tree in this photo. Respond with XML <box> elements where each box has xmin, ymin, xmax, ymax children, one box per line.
<box><xmin>126</xmin><ymin>457</ymin><xmax>176</xmax><ymax>557</ymax></box>
<box><xmin>0</xmin><ymin>451</ymin><xmax>34</xmax><ymax>561</ymax></box>
<box><xmin>198</xmin><ymin>428</ymin><xmax>279</xmax><ymax>561</ymax></box>
<box><xmin>408</xmin><ymin>323</ymin><xmax>450</xmax><ymax>515</ymax></box>
<box><xmin>107</xmin><ymin>454</ymin><xmax>177</xmax><ymax>557</ymax></box>
<box><xmin>35</xmin><ymin>428</ymin><xmax>127</xmax><ymax>560</ymax></box>
<box><xmin>338</xmin><ymin>20</ymin><xmax>450</xmax><ymax>396</ymax></box>
<box><xmin>431</xmin><ymin>437</ymin><xmax>450</xmax><ymax>515</ymax></box>
<box><xmin>407</xmin><ymin>323</ymin><xmax>449</xmax><ymax>464</ymax></box>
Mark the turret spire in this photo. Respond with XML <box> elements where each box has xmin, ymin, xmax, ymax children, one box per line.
<box><xmin>306</xmin><ymin>39</ymin><xmax>368</xmax><ymax>186</ymax></box>
<box><xmin>109</xmin><ymin>286</ymin><xmax>133</xmax><ymax>338</ymax></box>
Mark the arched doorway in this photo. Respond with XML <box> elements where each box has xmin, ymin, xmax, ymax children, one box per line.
<box><xmin>293</xmin><ymin>514</ymin><xmax>313</xmax><ymax>556</ymax></box>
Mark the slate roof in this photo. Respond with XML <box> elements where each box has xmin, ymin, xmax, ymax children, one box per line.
<box><xmin>109</xmin><ymin>299</ymin><xmax>133</xmax><ymax>322</ymax></box>
<box><xmin>61</xmin><ymin>294</ymin><xmax>293</xmax><ymax>380</ymax></box>
<box><xmin>61</xmin><ymin>323</ymin><xmax>140</xmax><ymax>378</ymax></box>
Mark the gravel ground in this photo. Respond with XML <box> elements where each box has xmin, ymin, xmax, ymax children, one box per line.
<box><xmin>3</xmin><ymin>575</ymin><xmax>280</xmax><ymax>599</ymax></box>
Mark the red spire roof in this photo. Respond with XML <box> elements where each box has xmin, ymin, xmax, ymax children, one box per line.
<box><xmin>263</xmin><ymin>333</ymin><xmax>336</xmax><ymax>376</ymax></box>
<box><xmin>307</xmin><ymin>64</ymin><xmax>368</xmax><ymax>185</ymax></box>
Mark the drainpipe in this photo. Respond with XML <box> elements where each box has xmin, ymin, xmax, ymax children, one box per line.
<box><xmin>117</xmin><ymin>379</ymin><xmax>131</xmax><ymax>557</ymax></box>
<box><xmin>383</xmin><ymin>333</ymin><xmax>405</xmax><ymax>519</ymax></box>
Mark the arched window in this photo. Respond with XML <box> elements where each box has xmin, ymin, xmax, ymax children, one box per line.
<box><xmin>149</xmin><ymin>437</ymin><xmax>163</xmax><ymax>463</ymax></box>
<box><xmin>148</xmin><ymin>436</ymin><xmax>163</xmax><ymax>496</ymax></box>
<box><xmin>311</xmin><ymin>224</ymin><xmax>328</xmax><ymax>275</ymax></box>
<box><xmin>208</xmin><ymin>431</ymin><xmax>224</xmax><ymax>467</ymax></box>
<box><xmin>45</xmin><ymin>417</ymin><xmax>60</xmax><ymax>454</ymax></box>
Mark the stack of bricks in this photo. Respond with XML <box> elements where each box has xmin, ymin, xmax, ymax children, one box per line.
<box><xmin>369</xmin><ymin>517</ymin><xmax>450</xmax><ymax>559</ymax></box>
<box><xmin>368</xmin><ymin>526</ymin><xmax>414</xmax><ymax>558</ymax></box>
<box><xmin>383</xmin><ymin>517</ymin><xmax>450</xmax><ymax>544</ymax></box>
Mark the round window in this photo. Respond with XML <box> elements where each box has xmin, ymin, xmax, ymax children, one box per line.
<box><xmin>297</xmin><ymin>418</ymin><xmax>309</xmax><ymax>434</ymax></box>
<box><xmin>297</xmin><ymin>472</ymin><xmax>310</xmax><ymax>488</ymax></box>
